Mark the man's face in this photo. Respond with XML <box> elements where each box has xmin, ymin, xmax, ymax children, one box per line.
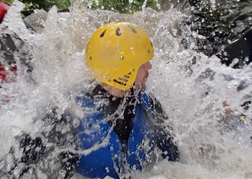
<box><xmin>135</xmin><ymin>61</ymin><xmax>152</xmax><ymax>92</ymax></box>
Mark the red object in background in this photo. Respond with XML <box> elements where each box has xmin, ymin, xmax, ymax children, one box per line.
<box><xmin>0</xmin><ymin>62</ymin><xmax>17</xmax><ymax>104</ymax></box>
<box><xmin>0</xmin><ymin>62</ymin><xmax>7</xmax><ymax>81</ymax></box>
<box><xmin>0</xmin><ymin>62</ymin><xmax>17</xmax><ymax>82</ymax></box>
<box><xmin>0</xmin><ymin>2</ymin><xmax>16</xmax><ymax>83</ymax></box>
<box><xmin>0</xmin><ymin>1</ymin><xmax>9</xmax><ymax>21</ymax></box>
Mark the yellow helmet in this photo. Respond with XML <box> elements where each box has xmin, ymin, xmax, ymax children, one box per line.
<box><xmin>85</xmin><ymin>22</ymin><xmax>154</xmax><ymax>91</ymax></box>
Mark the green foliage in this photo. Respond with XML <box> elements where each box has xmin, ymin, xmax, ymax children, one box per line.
<box><xmin>54</xmin><ymin>0</ymin><xmax>71</xmax><ymax>9</ymax></box>
<box><xmin>2</xmin><ymin>0</ymin><xmax>160</xmax><ymax>13</ymax></box>
<box><xmin>2</xmin><ymin>0</ymin><xmax>71</xmax><ymax>10</ymax></box>
<box><xmin>1</xmin><ymin>0</ymin><xmax>13</xmax><ymax>4</ymax></box>
<box><xmin>91</xmin><ymin>0</ymin><xmax>160</xmax><ymax>13</ymax></box>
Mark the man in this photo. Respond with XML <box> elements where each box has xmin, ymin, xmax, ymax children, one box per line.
<box><xmin>75</xmin><ymin>22</ymin><xmax>179</xmax><ymax>178</ymax></box>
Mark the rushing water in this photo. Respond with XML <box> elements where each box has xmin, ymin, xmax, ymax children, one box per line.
<box><xmin>0</xmin><ymin>0</ymin><xmax>252</xmax><ymax>178</ymax></box>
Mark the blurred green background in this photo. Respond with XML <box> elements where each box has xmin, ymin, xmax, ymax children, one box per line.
<box><xmin>2</xmin><ymin>0</ymin><xmax>251</xmax><ymax>59</ymax></box>
<box><xmin>1</xmin><ymin>0</ymin><xmax>160</xmax><ymax>13</ymax></box>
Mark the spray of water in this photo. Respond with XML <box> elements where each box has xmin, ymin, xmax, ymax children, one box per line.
<box><xmin>0</xmin><ymin>0</ymin><xmax>251</xmax><ymax>178</ymax></box>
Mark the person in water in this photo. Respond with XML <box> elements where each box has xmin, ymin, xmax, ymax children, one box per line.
<box><xmin>74</xmin><ymin>22</ymin><xmax>179</xmax><ymax>178</ymax></box>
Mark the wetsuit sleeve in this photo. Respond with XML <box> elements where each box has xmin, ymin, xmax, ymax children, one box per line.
<box><xmin>148</xmin><ymin>94</ymin><xmax>180</xmax><ymax>161</ymax></box>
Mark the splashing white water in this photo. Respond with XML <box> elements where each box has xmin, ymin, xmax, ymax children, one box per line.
<box><xmin>0</xmin><ymin>0</ymin><xmax>252</xmax><ymax>178</ymax></box>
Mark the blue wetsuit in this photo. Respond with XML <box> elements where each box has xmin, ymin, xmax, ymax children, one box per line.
<box><xmin>75</xmin><ymin>85</ymin><xmax>179</xmax><ymax>178</ymax></box>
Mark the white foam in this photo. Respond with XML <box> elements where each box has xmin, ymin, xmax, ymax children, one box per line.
<box><xmin>0</xmin><ymin>1</ymin><xmax>251</xmax><ymax>178</ymax></box>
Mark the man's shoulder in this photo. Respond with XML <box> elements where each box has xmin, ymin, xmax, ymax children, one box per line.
<box><xmin>76</xmin><ymin>92</ymin><xmax>94</xmax><ymax>107</ymax></box>
<box><xmin>146</xmin><ymin>92</ymin><xmax>169</xmax><ymax>121</ymax></box>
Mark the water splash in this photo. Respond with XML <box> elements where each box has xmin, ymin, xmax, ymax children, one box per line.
<box><xmin>0</xmin><ymin>0</ymin><xmax>252</xmax><ymax>178</ymax></box>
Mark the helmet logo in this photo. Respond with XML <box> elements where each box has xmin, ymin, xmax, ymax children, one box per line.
<box><xmin>116</xmin><ymin>28</ymin><xmax>121</xmax><ymax>36</ymax></box>
<box><xmin>113</xmin><ymin>74</ymin><xmax>130</xmax><ymax>87</ymax></box>
<box><xmin>113</xmin><ymin>79</ymin><xmax>126</xmax><ymax>86</ymax></box>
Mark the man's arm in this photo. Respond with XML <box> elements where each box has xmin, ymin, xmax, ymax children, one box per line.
<box><xmin>149</xmin><ymin>94</ymin><xmax>180</xmax><ymax>161</ymax></box>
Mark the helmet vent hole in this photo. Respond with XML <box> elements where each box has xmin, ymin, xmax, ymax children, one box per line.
<box><xmin>100</xmin><ymin>30</ymin><xmax>106</xmax><ymax>38</ymax></box>
<box><xmin>116</xmin><ymin>28</ymin><xmax>121</xmax><ymax>36</ymax></box>
<box><xmin>148</xmin><ymin>50</ymin><xmax>150</xmax><ymax>53</ymax></box>
<box><xmin>89</xmin><ymin>56</ymin><xmax>92</xmax><ymax>60</ymax></box>
<box><xmin>118</xmin><ymin>77</ymin><xmax>128</xmax><ymax>82</ymax></box>
<box><xmin>150</xmin><ymin>41</ymin><xmax>153</xmax><ymax>46</ymax></box>
<box><xmin>128</xmin><ymin>26</ymin><xmax>137</xmax><ymax>33</ymax></box>
<box><xmin>124</xmin><ymin>75</ymin><xmax>130</xmax><ymax>79</ymax></box>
